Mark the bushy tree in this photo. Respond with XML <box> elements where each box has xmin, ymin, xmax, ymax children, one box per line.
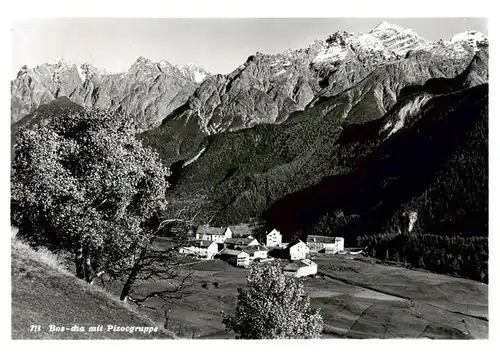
<box><xmin>222</xmin><ymin>262</ymin><xmax>323</xmax><ymax>339</ymax></box>
<box><xmin>11</xmin><ymin>108</ymin><xmax>169</xmax><ymax>283</ymax></box>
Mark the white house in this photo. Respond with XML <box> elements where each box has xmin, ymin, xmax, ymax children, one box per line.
<box><xmin>179</xmin><ymin>240</ymin><xmax>218</xmax><ymax>260</ymax></box>
<box><xmin>195</xmin><ymin>226</ymin><xmax>232</xmax><ymax>244</ymax></box>
<box><xmin>219</xmin><ymin>249</ymin><xmax>250</xmax><ymax>268</ymax></box>
<box><xmin>283</xmin><ymin>259</ymin><xmax>318</xmax><ymax>278</ymax></box>
<box><xmin>325</xmin><ymin>237</ymin><xmax>344</xmax><ymax>255</ymax></box>
<box><xmin>305</xmin><ymin>235</ymin><xmax>344</xmax><ymax>255</ymax></box>
<box><xmin>266</xmin><ymin>229</ymin><xmax>282</xmax><ymax>247</ymax></box>
<box><xmin>224</xmin><ymin>237</ymin><xmax>260</xmax><ymax>250</ymax></box>
<box><xmin>287</xmin><ymin>240</ymin><xmax>310</xmax><ymax>260</ymax></box>
<box><xmin>242</xmin><ymin>245</ymin><xmax>269</xmax><ymax>260</ymax></box>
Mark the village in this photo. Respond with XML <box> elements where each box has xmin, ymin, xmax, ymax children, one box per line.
<box><xmin>178</xmin><ymin>224</ymin><xmax>354</xmax><ymax>278</ymax></box>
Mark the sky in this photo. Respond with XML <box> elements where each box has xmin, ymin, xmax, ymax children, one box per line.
<box><xmin>11</xmin><ymin>18</ymin><xmax>488</xmax><ymax>78</ymax></box>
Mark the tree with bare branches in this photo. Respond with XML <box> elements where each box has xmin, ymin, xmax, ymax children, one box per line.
<box><xmin>117</xmin><ymin>197</ymin><xmax>215</xmax><ymax>307</ymax></box>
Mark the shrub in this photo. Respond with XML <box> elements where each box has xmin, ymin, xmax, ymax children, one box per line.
<box><xmin>222</xmin><ymin>262</ymin><xmax>323</xmax><ymax>339</ymax></box>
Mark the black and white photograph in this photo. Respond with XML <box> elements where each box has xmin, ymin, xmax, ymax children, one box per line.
<box><xmin>4</xmin><ymin>1</ymin><xmax>495</xmax><ymax>354</ymax></box>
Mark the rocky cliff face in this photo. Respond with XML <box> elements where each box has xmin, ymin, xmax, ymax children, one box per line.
<box><xmin>141</xmin><ymin>24</ymin><xmax>487</xmax><ymax>166</ymax></box>
<box><xmin>168</xmin><ymin>30</ymin><xmax>398</xmax><ymax>135</ymax></box>
<box><xmin>176</xmin><ymin>63</ymin><xmax>211</xmax><ymax>84</ymax></box>
<box><xmin>11</xmin><ymin>58</ymin><xmax>211</xmax><ymax>131</ymax></box>
<box><xmin>369</xmin><ymin>21</ymin><xmax>430</xmax><ymax>55</ymax></box>
<box><xmin>156</xmin><ymin>22</ymin><xmax>487</xmax><ymax>137</ymax></box>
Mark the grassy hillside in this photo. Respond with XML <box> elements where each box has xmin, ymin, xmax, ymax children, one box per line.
<box><xmin>11</xmin><ymin>238</ymin><xmax>174</xmax><ymax>339</ymax></box>
<box><xmin>145</xmin><ymin>257</ymin><xmax>487</xmax><ymax>339</ymax></box>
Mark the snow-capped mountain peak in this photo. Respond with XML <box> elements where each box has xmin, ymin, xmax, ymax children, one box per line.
<box><xmin>158</xmin><ymin>59</ymin><xmax>174</xmax><ymax>69</ymax></box>
<box><xmin>369</xmin><ymin>22</ymin><xmax>430</xmax><ymax>56</ymax></box>
<box><xmin>312</xmin><ymin>30</ymin><xmax>396</xmax><ymax>65</ymax></box>
<box><xmin>127</xmin><ymin>57</ymin><xmax>210</xmax><ymax>83</ymax></box>
<box><xmin>312</xmin><ymin>34</ymin><xmax>349</xmax><ymax>64</ymax></box>
<box><xmin>134</xmin><ymin>56</ymin><xmax>152</xmax><ymax>64</ymax></box>
<box><xmin>371</xmin><ymin>21</ymin><xmax>406</xmax><ymax>33</ymax></box>
<box><xmin>79</xmin><ymin>63</ymin><xmax>110</xmax><ymax>82</ymax></box>
<box><xmin>450</xmin><ymin>30</ymin><xmax>487</xmax><ymax>43</ymax></box>
<box><xmin>43</xmin><ymin>58</ymin><xmax>82</xmax><ymax>83</ymax></box>
<box><xmin>176</xmin><ymin>63</ymin><xmax>211</xmax><ymax>83</ymax></box>
<box><xmin>53</xmin><ymin>57</ymin><xmax>74</xmax><ymax>70</ymax></box>
<box><xmin>449</xmin><ymin>30</ymin><xmax>488</xmax><ymax>52</ymax></box>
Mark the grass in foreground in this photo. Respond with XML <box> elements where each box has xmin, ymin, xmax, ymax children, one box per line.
<box><xmin>144</xmin><ymin>256</ymin><xmax>488</xmax><ymax>339</ymax></box>
<box><xmin>11</xmin><ymin>236</ymin><xmax>175</xmax><ymax>339</ymax></box>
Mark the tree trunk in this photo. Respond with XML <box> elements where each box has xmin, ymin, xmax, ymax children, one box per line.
<box><xmin>75</xmin><ymin>243</ymin><xmax>85</xmax><ymax>280</ymax></box>
<box><xmin>120</xmin><ymin>246</ymin><xmax>148</xmax><ymax>302</ymax></box>
<box><xmin>83</xmin><ymin>246</ymin><xmax>92</xmax><ymax>283</ymax></box>
<box><xmin>119</xmin><ymin>235</ymin><xmax>159</xmax><ymax>302</ymax></box>
<box><xmin>120</xmin><ymin>265</ymin><xmax>139</xmax><ymax>302</ymax></box>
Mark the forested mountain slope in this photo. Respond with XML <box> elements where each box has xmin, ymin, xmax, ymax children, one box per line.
<box><xmin>167</xmin><ymin>50</ymin><xmax>488</xmax><ymax>241</ymax></box>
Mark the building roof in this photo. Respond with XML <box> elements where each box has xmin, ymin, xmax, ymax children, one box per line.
<box><xmin>283</xmin><ymin>259</ymin><xmax>316</xmax><ymax>271</ymax></box>
<box><xmin>181</xmin><ymin>240</ymin><xmax>215</xmax><ymax>248</ymax></box>
<box><xmin>305</xmin><ymin>235</ymin><xmax>342</xmax><ymax>244</ymax></box>
<box><xmin>196</xmin><ymin>225</ymin><xmax>227</xmax><ymax>236</ymax></box>
<box><xmin>300</xmin><ymin>259</ymin><xmax>316</xmax><ymax>267</ymax></box>
<box><xmin>199</xmin><ymin>240</ymin><xmax>215</xmax><ymax>248</ymax></box>
<box><xmin>241</xmin><ymin>245</ymin><xmax>268</xmax><ymax>256</ymax></box>
<box><xmin>220</xmin><ymin>249</ymin><xmax>249</xmax><ymax>257</ymax></box>
<box><xmin>267</xmin><ymin>229</ymin><xmax>281</xmax><ymax>236</ymax></box>
<box><xmin>244</xmin><ymin>245</ymin><xmax>268</xmax><ymax>252</ymax></box>
<box><xmin>287</xmin><ymin>240</ymin><xmax>307</xmax><ymax>249</ymax></box>
<box><xmin>283</xmin><ymin>262</ymin><xmax>301</xmax><ymax>271</ymax></box>
<box><xmin>224</xmin><ymin>238</ymin><xmax>257</xmax><ymax>247</ymax></box>
<box><xmin>229</xmin><ymin>224</ymin><xmax>252</xmax><ymax>237</ymax></box>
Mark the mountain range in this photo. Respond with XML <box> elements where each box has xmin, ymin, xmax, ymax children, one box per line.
<box><xmin>11</xmin><ymin>22</ymin><xmax>489</xmax><ymax>242</ymax></box>
<box><xmin>12</xmin><ymin>58</ymin><xmax>210</xmax><ymax>131</ymax></box>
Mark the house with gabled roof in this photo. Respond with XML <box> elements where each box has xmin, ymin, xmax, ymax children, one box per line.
<box><xmin>305</xmin><ymin>235</ymin><xmax>344</xmax><ymax>254</ymax></box>
<box><xmin>241</xmin><ymin>244</ymin><xmax>269</xmax><ymax>260</ymax></box>
<box><xmin>266</xmin><ymin>229</ymin><xmax>282</xmax><ymax>247</ymax></box>
<box><xmin>195</xmin><ymin>225</ymin><xmax>232</xmax><ymax>244</ymax></box>
<box><xmin>179</xmin><ymin>240</ymin><xmax>218</xmax><ymax>260</ymax></box>
<box><xmin>224</xmin><ymin>237</ymin><xmax>260</xmax><ymax>250</ymax></box>
<box><xmin>287</xmin><ymin>240</ymin><xmax>310</xmax><ymax>260</ymax></box>
<box><xmin>219</xmin><ymin>249</ymin><xmax>250</xmax><ymax>268</ymax></box>
<box><xmin>283</xmin><ymin>259</ymin><xmax>318</xmax><ymax>278</ymax></box>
